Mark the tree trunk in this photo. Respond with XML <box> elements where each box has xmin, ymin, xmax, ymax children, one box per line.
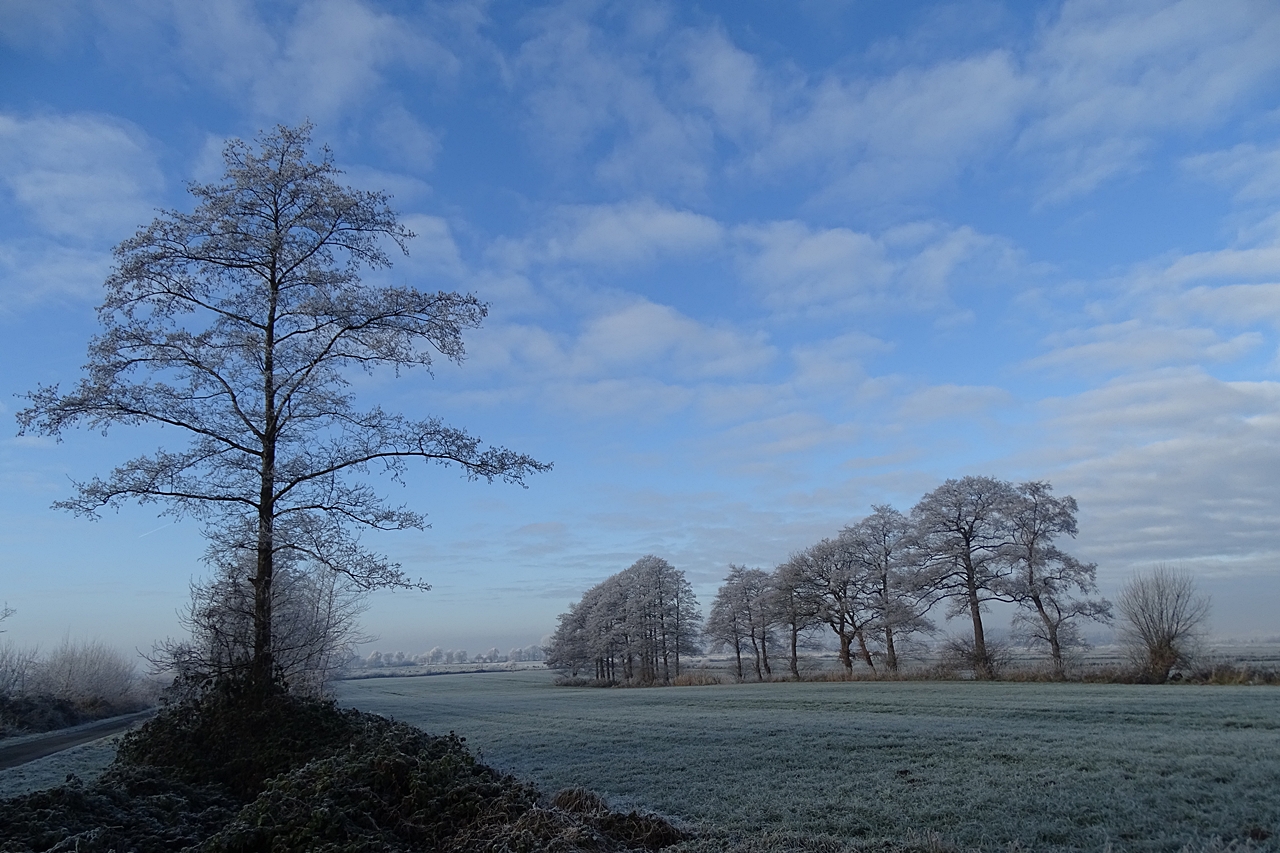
<box><xmin>837</xmin><ymin>631</ymin><xmax>853</xmax><ymax>675</ymax></box>
<box><xmin>1032</xmin><ymin>594</ymin><xmax>1064</xmax><ymax>679</ymax></box>
<box><xmin>250</xmin><ymin>267</ymin><xmax>281</xmax><ymax>695</ymax></box>
<box><xmin>967</xmin><ymin>572</ymin><xmax>992</xmax><ymax>679</ymax></box>
<box><xmin>789</xmin><ymin>623</ymin><xmax>800</xmax><ymax>678</ymax></box>
<box><xmin>748</xmin><ymin>633</ymin><xmax>762</xmax><ymax>681</ymax></box>
<box><xmin>884</xmin><ymin>625</ymin><xmax>898</xmax><ymax>672</ymax></box>
<box><xmin>856</xmin><ymin>629</ymin><xmax>875</xmax><ymax>671</ymax></box>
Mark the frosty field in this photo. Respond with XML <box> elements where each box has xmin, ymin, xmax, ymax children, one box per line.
<box><xmin>335</xmin><ymin>670</ymin><xmax>1280</xmax><ymax>852</ymax></box>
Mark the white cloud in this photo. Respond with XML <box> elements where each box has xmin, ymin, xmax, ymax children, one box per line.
<box><xmin>1024</xmin><ymin>0</ymin><xmax>1280</xmax><ymax>202</ymax></box>
<box><xmin>1038</xmin><ymin>370</ymin><xmax>1280</xmax><ymax>580</ymax></box>
<box><xmin>515</xmin><ymin>6</ymin><xmax>712</xmax><ymax>195</ymax></box>
<box><xmin>676</xmin><ymin>26</ymin><xmax>775</xmax><ymax>144</ymax></box>
<box><xmin>1184</xmin><ymin>143</ymin><xmax>1280</xmax><ymax>203</ymax></box>
<box><xmin>1176</xmin><ymin>284</ymin><xmax>1280</xmax><ymax>330</ymax></box>
<box><xmin>896</xmin><ymin>384</ymin><xmax>1013</xmax><ymax>424</ymax></box>
<box><xmin>165</xmin><ymin>0</ymin><xmax>453</xmax><ymax>124</ymax></box>
<box><xmin>1147</xmin><ymin>246</ymin><xmax>1280</xmax><ymax>288</ymax></box>
<box><xmin>734</xmin><ymin>220</ymin><xmax>1015</xmax><ymax>315</ymax></box>
<box><xmin>469</xmin><ymin>298</ymin><xmax>773</xmax><ymax>387</ymax></box>
<box><xmin>0</xmin><ymin>112</ymin><xmax>163</xmax><ymax>241</ymax></box>
<box><xmin>790</xmin><ymin>333</ymin><xmax>890</xmax><ymax>390</ymax></box>
<box><xmin>713</xmin><ymin>412</ymin><xmax>860</xmax><ymax>460</ymax></box>
<box><xmin>504</xmin><ymin>200</ymin><xmax>724</xmax><ymax>270</ymax></box>
<box><xmin>0</xmin><ymin>240</ymin><xmax>112</xmax><ymax>306</ymax></box>
<box><xmin>396</xmin><ymin>214</ymin><xmax>467</xmax><ymax>281</ymax></box>
<box><xmin>1030</xmin><ymin>321</ymin><xmax>1263</xmax><ymax>374</ymax></box>
<box><xmin>574</xmin><ymin>301</ymin><xmax>773</xmax><ymax>381</ymax></box>
<box><xmin>372</xmin><ymin>105</ymin><xmax>440</xmax><ymax>174</ymax></box>
<box><xmin>756</xmin><ymin>51</ymin><xmax>1030</xmax><ymax>200</ymax></box>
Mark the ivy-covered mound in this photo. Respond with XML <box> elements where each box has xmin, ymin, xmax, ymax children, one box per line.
<box><xmin>0</xmin><ymin>686</ymin><xmax>684</xmax><ymax>852</ymax></box>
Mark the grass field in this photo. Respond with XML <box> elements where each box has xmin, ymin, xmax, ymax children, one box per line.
<box><xmin>335</xmin><ymin>670</ymin><xmax>1280</xmax><ymax>852</ymax></box>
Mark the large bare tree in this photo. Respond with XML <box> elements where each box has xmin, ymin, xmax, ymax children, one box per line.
<box><xmin>1003</xmin><ymin>481</ymin><xmax>1111</xmax><ymax>678</ymax></box>
<box><xmin>793</xmin><ymin>535</ymin><xmax>879</xmax><ymax>675</ymax></box>
<box><xmin>18</xmin><ymin>125</ymin><xmax>549</xmax><ymax>693</ymax></box>
<box><xmin>911</xmin><ymin>476</ymin><xmax>1016</xmax><ymax>679</ymax></box>
<box><xmin>708</xmin><ymin>565</ymin><xmax>776</xmax><ymax>681</ymax></box>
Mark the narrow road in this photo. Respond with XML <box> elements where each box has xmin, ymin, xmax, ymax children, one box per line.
<box><xmin>0</xmin><ymin>709</ymin><xmax>155</xmax><ymax>770</ymax></box>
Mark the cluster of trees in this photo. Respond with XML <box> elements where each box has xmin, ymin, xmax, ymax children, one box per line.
<box><xmin>11</xmin><ymin>124</ymin><xmax>1215</xmax><ymax>701</ymax></box>
<box><xmin>549</xmin><ymin>477</ymin><xmax>1213</xmax><ymax>686</ymax></box>
<box><xmin>545</xmin><ymin>556</ymin><xmax>701</xmax><ymax>684</ymax></box>
<box><xmin>709</xmin><ymin>477</ymin><xmax>1110</xmax><ymax>680</ymax></box>
<box><xmin>554</xmin><ymin>477</ymin><xmax>1211</xmax><ymax>685</ymax></box>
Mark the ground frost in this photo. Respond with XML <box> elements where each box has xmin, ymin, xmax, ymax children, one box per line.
<box><xmin>336</xmin><ymin>671</ymin><xmax>1280</xmax><ymax>852</ymax></box>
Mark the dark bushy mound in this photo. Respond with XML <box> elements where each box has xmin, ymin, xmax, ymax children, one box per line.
<box><xmin>0</xmin><ymin>766</ymin><xmax>238</xmax><ymax>852</ymax></box>
<box><xmin>114</xmin><ymin>685</ymin><xmax>364</xmax><ymax>798</ymax></box>
<box><xmin>0</xmin><ymin>686</ymin><xmax>685</xmax><ymax>853</ymax></box>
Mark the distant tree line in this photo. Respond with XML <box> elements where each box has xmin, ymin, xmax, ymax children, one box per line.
<box><xmin>548</xmin><ymin>476</ymin><xmax>1213</xmax><ymax>684</ymax></box>
<box><xmin>355</xmin><ymin>644</ymin><xmax>546</xmax><ymax>668</ymax></box>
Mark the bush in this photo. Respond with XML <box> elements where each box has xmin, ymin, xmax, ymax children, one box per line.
<box><xmin>0</xmin><ymin>693</ymin><xmax>105</xmax><ymax>737</ymax></box>
<box><xmin>115</xmin><ymin>683</ymin><xmax>365</xmax><ymax>798</ymax></box>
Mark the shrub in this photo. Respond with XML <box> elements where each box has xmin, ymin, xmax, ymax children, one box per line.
<box><xmin>1116</xmin><ymin>565</ymin><xmax>1211</xmax><ymax>683</ymax></box>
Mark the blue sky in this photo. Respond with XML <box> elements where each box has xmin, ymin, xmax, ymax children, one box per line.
<box><xmin>2</xmin><ymin>0</ymin><xmax>1280</xmax><ymax>658</ymax></box>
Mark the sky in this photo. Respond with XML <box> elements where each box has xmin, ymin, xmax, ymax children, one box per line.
<box><xmin>2</xmin><ymin>0</ymin><xmax>1280</xmax><ymax>661</ymax></box>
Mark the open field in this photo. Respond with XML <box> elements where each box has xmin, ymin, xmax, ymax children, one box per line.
<box><xmin>336</xmin><ymin>670</ymin><xmax>1280</xmax><ymax>852</ymax></box>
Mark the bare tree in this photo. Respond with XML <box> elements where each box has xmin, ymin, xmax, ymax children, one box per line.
<box><xmin>711</xmin><ymin>565</ymin><xmax>776</xmax><ymax>681</ymax></box>
<box><xmin>1003</xmin><ymin>481</ymin><xmax>1111</xmax><ymax>678</ymax></box>
<box><xmin>912</xmin><ymin>476</ymin><xmax>1017</xmax><ymax>679</ymax></box>
<box><xmin>17</xmin><ymin>125</ymin><xmax>548</xmax><ymax>693</ymax></box>
<box><xmin>793</xmin><ymin>535</ymin><xmax>879</xmax><ymax>675</ymax></box>
<box><xmin>32</xmin><ymin>639</ymin><xmax>142</xmax><ymax>708</ymax></box>
<box><xmin>1116</xmin><ymin>565</ymin><xmax>1210</xmax><ymax>683</ymax></box>
<box><xmin>771</xmin><ymin>556</ymin><xmax>825</xmax><ymax>678</ymax></box>
<box><xmin>705</xmin><ymin>574</ymin><xmax>750</xmax><ymax>681</ymax></box>
<box><xmin>841</xmin><ymin>506</ymin><xmax>933</xmax><ymax>672</ymax></box>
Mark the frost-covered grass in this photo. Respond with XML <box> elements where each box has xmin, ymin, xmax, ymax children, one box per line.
<box><xmin>336</xmin><ymin>670</ymin><xmax>1280</xmax><ymax>852</ymax></box>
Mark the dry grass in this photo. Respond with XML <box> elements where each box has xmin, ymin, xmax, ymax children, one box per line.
<box><xmin>671</xmin><ymin>669</ymin><xmax>726</xmax><ymax>687</ymax></box>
